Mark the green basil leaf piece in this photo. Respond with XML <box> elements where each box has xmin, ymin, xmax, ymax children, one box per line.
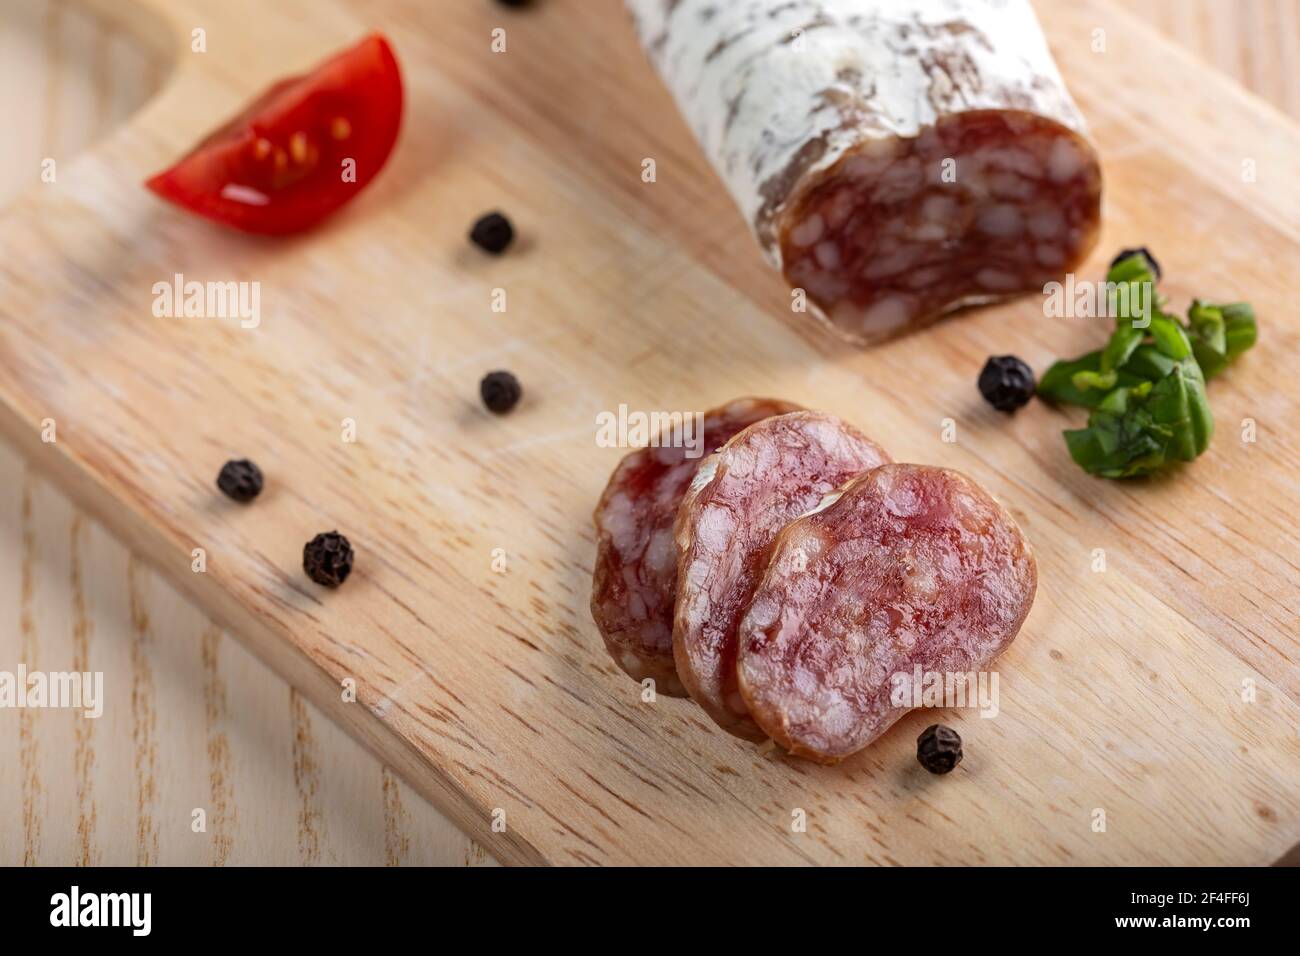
<box><xmin>1148</xmin><ymin>314</ymin><xmax>1192</xmax><ymax>360</ymax></box>
<box><xmin>1221</xmin><ymin>303</ymin><xmax>1258</xmax><ymax>358</ymax></box>
<box><xmin>1101</xmin><ymin>323</ymin><xmax>1145</xmax><ymax>372</ymax></box>
<box><xmin>1039</xmin><ymin>351</ymin><xmax>1104</xmax><ymax>407</ymax></box>
<box><xmin>1123</xmin><ymin>345</ymin><xmax>1178</xmax><ymax>382</ymax></box>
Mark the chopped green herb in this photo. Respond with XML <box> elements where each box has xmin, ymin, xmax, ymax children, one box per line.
<box><xmin>1039</xmin><ymin>249</ymin><xmax>1256</xmax><ymax>478</ymax></box>
<box><xmin>1108</xmin><ymin>249</ymin><xmax>1159</xmax><ymax>286</ymax></box>
<box><xmin>1148</xmin><ymin>314</ymin><xmax>1192</xmax><ymax>360</ymax></box>
<box><xmin>1110</xmin><ymin>247</ymin><xmax>1162</xmax><ymax>280</ymax></box>
<box><xmin>1039</xmin><ymin>351</ymin><xmax>1105</xmax><ymax>407</ymax></box>
<box><xmin>1188</xmin><ymin>300</ymin><xmax>1258</xmax><ymax>380</ymax></box>
<box><xmin>1222</xmin><ymin>303</ymin><xmax>1258</xmax><ymax>358</ymax></box>
<box><xmin>1071</xmin><ymin>368</ymin><xmax>1118</xmax><ymax>393</ymax></box>
<box><xmin>1064</xmin><ymin>361</ymin><xmax>1213</xmax><ymax>478</ymax></box>
<box><xmin>1122</xmin><ymin>345</ymin><xmax>1178</xmax><ymax>383</ymax></box>
<box><xmin>1104</xmin><ymin>251</ymin><xmax>1161</xmax><ymax>327</ymax></box>
<box><xmin>1189</xmin><ymin>301</ymin><xmax>1227</xmax><ymax>353</ymax></box>
<box><xmin>1100</xmin><ymin>322</ymin><xmax>1144</xmax><ymax>373</ymax></box>
<box><xmin>1040</xmin><ymin>349</ymin><xmax>1154</xmax><ymax>408</ymax></box>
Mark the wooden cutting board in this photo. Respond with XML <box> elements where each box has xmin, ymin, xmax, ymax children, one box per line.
<box><xmin>1</xmin><ymin>0</ymin><xmax>1296</xmax><ymax>866</ymax></box>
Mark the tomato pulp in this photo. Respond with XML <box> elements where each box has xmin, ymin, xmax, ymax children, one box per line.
<box><xmin>146</xmin><ymin>33</ymin><xmax>403</xmax><ymax>235</ymax></box>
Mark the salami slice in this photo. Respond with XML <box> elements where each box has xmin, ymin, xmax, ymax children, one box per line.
<box><xmin>591</xmin><ymin>397</ymin><xmax>801</xmax><ymax>696</ymax></box>
<box><xmin>673</xmin><ymin>411</ymin><xmax>891</xmax><ymax>739</ymax></box>
<box><xmin>737</xmin><ymin>464</ymin><xmax>1037</xmax><ymax>763</ymax></box>
<box><xmin>626</xmin><ymin>0</ymin><xmax>1102</xmax><ymax>344</ymax></box>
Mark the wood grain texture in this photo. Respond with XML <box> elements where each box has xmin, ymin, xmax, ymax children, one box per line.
<box><xmin>0</xmin><ymin>0</ymin><xmax>493</xmax><ymax>867</ymax></box>
<box><xmin>0</xmin><ymin>0</ymin><xmax>1297</xmax><ymax>866</ymax></box>
<box><xmin>1144</xmin><ymin>0</ymin><xmax>1300</xmax><ymax>121</ymax></box>
<box><xmin>0</xmin><ymin>441</ymin><xmax>496</xmax><ymax>865</ymax></box>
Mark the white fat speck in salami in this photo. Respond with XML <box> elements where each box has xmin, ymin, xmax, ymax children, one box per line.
<box><xmin>591</xmin><ymin>398</ymin><xmax>801</xmax><ymax>696</ymax></box>
<box><xmin>672</xmin><ymin>411</ymin><xmax>891</xmax><ymax>740</ymax></box>
<box><xmin>626</xmin><ymin>0</ymin><xmax>1103</xmax><ymax>344</ymax></box>
<box><xmin>736</xmin><ymin>465</ymin><xmax>1037</xmax><ymax>764</ymax></box>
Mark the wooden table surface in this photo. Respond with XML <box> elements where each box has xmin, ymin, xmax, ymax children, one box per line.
<box><xmin>1</xmin><ymin>0</ymin><xmax>1295</xmax><ymax>866</ymax></box>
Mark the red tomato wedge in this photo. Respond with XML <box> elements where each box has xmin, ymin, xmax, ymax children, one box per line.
<box><xmin>146</xmin><ymin>34</ymin><xmax>403</xmax><ymax>235</ymax></box>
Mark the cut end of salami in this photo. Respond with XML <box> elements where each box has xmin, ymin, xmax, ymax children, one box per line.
<box><xmin>780</xmin><ymin>111</ymin><xmax>1102</xmax><ymax>344</ymax></box>
<box><xmin>737</xmin><ymin>464</ymin><xmax>1037</xmax><ymax>764</ymax></box>
<box><xmin>590</xmin><ymin>397</ymin><xmax>800</xmax><ymax>697</ymax></box>
<box><xmin>672</xmin><ymin>411</ymin><xmax>892</xmax><ymax>740</ymax></box>
<box><xmin>627</xmin><ymin>0</ymin><xmax>1104</xmax><ymax>346</ymax></box>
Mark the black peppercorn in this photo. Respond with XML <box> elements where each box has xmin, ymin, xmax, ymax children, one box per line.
<box><xmin>303</xmin><ymin>531</ymin><xmax>354</xmax><ymax>588</ymax></box>
<box><xmin>469</xmin><ymin>211</ymin><xmax>514</xmax><ymax>254</ymax></box>
<box><xmin>978</xmin><ymin>355</ymin><xmax>1036</xmax><ymax>413</ymax></box>
<box><xmin>916</xmin><ymin>724</ymin><xmax>963</xmax><ymax>774</ymax></box>
<box><xmin>480</xmin><ymin>370</ymin><xmax>522</xmax><ymax>414</ymax></box>
<box><xmin>217</xmin><ymin>459</ymin><xmax>264</xmax><ymax>503</ymax></box>
<box><xmin>1110</xmin><ymin>246</ymin><xmax>1161</xmax><ymax>280</ymax></box>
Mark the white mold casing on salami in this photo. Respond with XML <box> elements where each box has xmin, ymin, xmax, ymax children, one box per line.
<box><xmin>626</xmin><ymin>0</ymin><xmax>1103</xmax><ymax>344</ymax></box>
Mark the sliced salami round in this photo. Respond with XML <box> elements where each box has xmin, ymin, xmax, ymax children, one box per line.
<box><xmin>736</xmin><ymin>464</ymin><xmax>1037</xmax><ymax>763</ymax></box>
<box><xmin>591</xmin><ymin>398</ymin><xmax>801</xmax><ymax>696</ymax></box>
<box><xmin>626</xmin><ymin>0</ymin><xmax>1103</xmax><ymax>344</ymax></box>
<box><xmin>673</xmin><ymin>411</ymin><xmax>891</xmax><ymax>738</ymax></box>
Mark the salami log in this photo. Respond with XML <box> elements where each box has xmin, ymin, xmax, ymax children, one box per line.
<box><xmin>737</xmin><ymin>464</ymin><xmax>1037</xmax><ymax>763</ymax></box>
<box><xmin>626</xmin><ymin>0</ymin><xmax>1102</xmax><ymax>344</ymax></box>
<box><xmin>673</xmin><ymin>411</ymin><xmax>891</xmax><ymax>739</ymax></box>
<box><xmin>591</xmin><ymin>397</ymin><xmax>800</xmax><ymax>696</ymax></box>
